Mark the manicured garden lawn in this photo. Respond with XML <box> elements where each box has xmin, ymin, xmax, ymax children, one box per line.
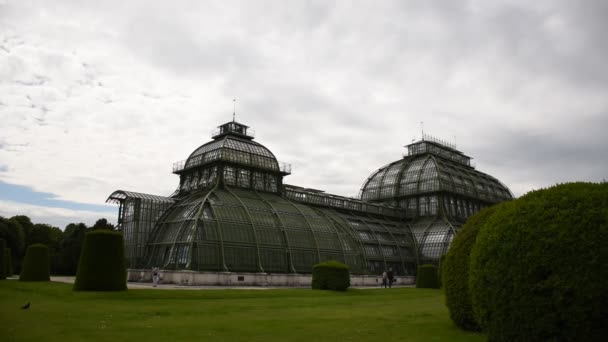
<box><xmin>0</xmin><ymin>281</ymin><xmax>484</xmax><ymax>341</ymax></box>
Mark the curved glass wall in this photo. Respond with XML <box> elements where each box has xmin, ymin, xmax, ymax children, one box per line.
<box><xmin>361</xmin><ymin>155</ymin><xmax>512</xmax><ymax>204</ymax></box>
<box><xmin>409</xmin><ymin>218</ymin><xmax>457</xmax><ymax>264</ymax></box>
<box><xmin>144</xmin><ymin>187</ymin><xmax>417</xmax><ymax>275</ymax></box>
<box><xmin>106</xmin><ymin>190</ymin><xmax>175</xmax><ymax>268</ymax></box>
<box><xmin>360</xmin><ymin>139</ymin><xmax>513</xmax><ymax>266</ymax></box>
<box><xmin>181</xmin><ymin>136</ymin><xmax>280</xmax><ymax>173</ymax></box>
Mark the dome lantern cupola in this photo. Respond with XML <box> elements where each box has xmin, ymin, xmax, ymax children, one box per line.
<box><xmin>171</xmin><ymin>120</ymin><xmax>290</xmax><ymax>195</ymax></box>
<box><xmin>212</xmin><ymin>120</ymin><xmax>254</xmax><ymax>140</ymax></box>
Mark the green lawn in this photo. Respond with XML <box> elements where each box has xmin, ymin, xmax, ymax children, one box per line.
<box><xmin>0</xmin><ymin>281</ymin><xmax>484</xmax><ymax>341</ymax></box>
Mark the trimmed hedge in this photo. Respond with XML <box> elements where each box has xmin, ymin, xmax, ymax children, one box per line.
<box><xmin>0</xmin><ymin>239</ymin><xmax>5</xmax><ymax>280</ymax></box>
<box><xmin>442</xmin><ymin>205</ymin><xmax>500</xmax><ymax>331</ymax></box>
<box><xmin>19</xmin><ymin>244</ymin><xmax>51</xmax><ymax>281</ymax></box>
<box><xmin>4</xmin><ymin>248</ymin><xmax>12</xmax><ymax>277</ymax></box>
<box><xmin>438</xmin><ymin>254</ymin><xmax>446</xmax><ymax>288</ymax></box>
<box><xmin>469</xmin><ymin>183</ymin><xmax>608</xmax><ymax>342</ymax></box>
<box><xmin>74</xmin><ymin>230</ymin><xmax>127</xmax><ymax>291</ymax></box>
<box><xmin>312</xmin><ymin>260</ymin><xmax>350</xmax><ymax>291</ymax></box>
<box><xmin>416</xmin><ymin>264</ymin><xmax>439</xmax><ymax>289</ymax></box>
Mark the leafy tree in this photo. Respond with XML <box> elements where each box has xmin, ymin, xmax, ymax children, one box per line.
<box><xmin>55</xmin><ymin>223</ymin><xmax>88</xmax><ymax>275</ymax></box>
<box><xmin>29</xmin><ymin>224</ymin><xmax>63</xmax><ymax>248</ymax></box>
<box><xmin>29</xmin><ymin>223</ymin><xmax>63</xmax><ymax>274</ymax></box>
<box><xmin>12</xmin><ymin>215</ymin><xmax>34</xmax><ymax>246</ymax></box>
<box><xmin>92</xmin><ymin>218</ymin><xmax>115</xmax><ymax>231</ymax></box>
<box><xmin>0</xmin><ymin>217</ymin><xmax>26</xmax><ymax>274</ymax></box>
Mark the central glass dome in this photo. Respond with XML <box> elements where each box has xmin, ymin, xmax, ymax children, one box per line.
<box><xmin>181</xmin><ymin>122</ymin><xmax>280</xmax><ymax>173</ymax></box>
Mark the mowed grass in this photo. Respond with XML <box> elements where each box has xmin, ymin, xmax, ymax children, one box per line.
<box><xmin>0</xmin><ymin>281</ymin><xmax>484</xmax><ymax>342</ymax></box>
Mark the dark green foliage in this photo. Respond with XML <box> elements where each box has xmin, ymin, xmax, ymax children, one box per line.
<box><xmin>74</xmin><ymin>230</ymin><xmax>127</xmax><ymax>291</ymax></box>
<box><xmin>311</xmin><ymin>260</ymin><xmax>350</xmax><ymax>291</ymax></box>
<box><xmin>443</xmin><ymin>206</ymin><xmax>500</xmax><ymax>331</ymax></box>
<box><xmin>30</xmin><ymin>223</ymin><xmax>63</xmax><ymax>275</ymax></box>
<box><xmin>438</xmin><ymin>254</ymin><xmax>446</xmax><ymax>288</ymax></box>
<box><xmin>0</xmin><ymin>217</ymin><xmax>25</xmax><ymax>274</ymax></box>
<box><xmin>92</xmin><ymin>218</ymin><xmax>115</xmax><ymax>230</ymax></box>
<box><xmin>19</xmin><ymin>244</ymin><xmax>50</xmax><ymax>281</ymax></box>
<box><xmin>4</xmin><ymin>248</ymin><xmax>12</xmax><ymax>277</ymax></box>
<box><xmin>12</xmin><ymin>215</ymin><xmax>34</xmax><ymax>242</ymax></box>
<box><xmin>55</xmin><ymin>223</ymin><xmax>88</xmax><ymax>275</ymax></box>
<box><xmin>0</xmin><ymin>215</ymin><xmax>118</xmax><ymax>276</ymax></box>
<box><xmin>0</xmin><ymin>238</ymin><xmax>5</xmax><ymax>280</ymax></box>
<box><xmin>416</xmin><ymin>264</ymin><xmax>440</xmax><ymax>289</ymax></box>
<box><xmin>469</xmin><ymin>182</ymin><xmax>608</xmax><ymax>342</ymax></box>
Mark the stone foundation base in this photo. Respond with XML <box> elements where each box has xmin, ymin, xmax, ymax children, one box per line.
<box><xmin>128</xmin><ymin>269</ymin><xmax>415</xmax><ymax>287</ymax></box>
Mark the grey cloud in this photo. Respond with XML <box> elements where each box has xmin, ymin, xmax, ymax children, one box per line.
<box><xmin>1</xmin><ymin>0</ymin><xmax>607</xmax><ymax>209</ymax></box>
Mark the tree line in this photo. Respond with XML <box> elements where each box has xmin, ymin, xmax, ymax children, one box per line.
<box><xmin>0</xmin><ymin>215</ymin><xmax>115</xmax><ymax>275</ymax></box>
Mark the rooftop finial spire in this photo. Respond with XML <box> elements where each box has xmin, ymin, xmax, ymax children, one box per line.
<box><xmin>421</xmin><ymin>121</ymin><xmax>425</xmax><ymax>140</ymax></box>
<box><xmin>232</xmin><ymin>98</ymin><xmax>236</xmax><ymax>122</ymax></box>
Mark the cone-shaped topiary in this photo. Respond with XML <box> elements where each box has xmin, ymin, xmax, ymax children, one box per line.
<box><xmin>0</xmin><ymin>238</ymin><xmax>6</xmax><ymax>280</ymax></box>
<box><xmin>4</xmin><ymin>248</ymin><xmax>12</xmax><ymax>278</ymax></box>
<box><xmin>442</xmin><ymin>205</ymin><xmax>500</xmax><ymax>331</ymax></box>
<box><xmin>416</xmin><ymin>264</ymin><xmax>440</xmax><ymax>288</ymax></box>
<box><xmin>74</xmin><ymin>230</ymin><xmax>127</xmax><ymax>291</ymax></box>
<box><xmin>20</xmin><ymin>244</ymin><xmax>51</xmax><ymax>281</ymax></box>
<box><xmin>312</xmin><ymin>260</ymin><xmax>350</xmax><ymax>291</ymax></box>
<box><xmin>469</xmin><ymin>182</ymin><xmax>608</xmax><ymax>342</ymax></box>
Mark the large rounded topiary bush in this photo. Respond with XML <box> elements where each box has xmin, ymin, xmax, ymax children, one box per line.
<box><xmin>442</xmin><ymin>205</ymin><xmax>501</xmax><ymax>331</ymax></box>
<box><xmin>74</xmin><ymin>230</ymin><xmax>127</xmax><ymax>291</ymax></box>
<box><xmin>469</xmin><ymin>182</ymin><xmax>608</xmax><ymax>342</ymax></box>
<box><xmin>0</xmin><ymin>238</ymin><xmax>6</xmax><ymax>280</ymax></box>
<box><xmin>312</xmin><ymin>260</ymin><xmax>350</xmax><ymax>291</ymax></box>
<box><xmin>416</xmin><ymin>264</ymin><xmax>440</xmax><ymax>289</ymax></box>
<box><xmin>19</xmin><ymin>244</ymin><xmax>51</xmax><ymax>281</ymax></box>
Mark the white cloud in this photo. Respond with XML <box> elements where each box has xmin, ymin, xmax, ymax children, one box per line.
<box><xmin>0</xmin><ymin>199</ymin><xmax>116</xmax><ymax>229</ymax></box>
<box><xmin>0</xmin><ymin>0</ymin><xmax>607</xmax><ymax>223</ymax></box>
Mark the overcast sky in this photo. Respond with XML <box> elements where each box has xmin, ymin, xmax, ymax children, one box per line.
<box><xmin>1</xmin><ymin>0</ymin><xmax>607</xmax><ymax>228</ymax></box>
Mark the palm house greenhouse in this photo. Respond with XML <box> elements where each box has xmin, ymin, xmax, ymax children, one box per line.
<box><xmin>108</xmin><ymin>119</ymin><xmax>512</xmax><ymax>285</ymax></box>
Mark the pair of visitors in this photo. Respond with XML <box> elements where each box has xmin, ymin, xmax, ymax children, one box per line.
<box><xmin>152</xmin><ymin>267</ymin><xmax>160</xmax><ymax>287</ymax></box>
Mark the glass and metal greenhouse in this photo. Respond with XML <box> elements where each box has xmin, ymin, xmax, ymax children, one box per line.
<box><xmin>108</xmin><ymin>120</ymin><xmax>512</xmax><ymax>276</ymax></box>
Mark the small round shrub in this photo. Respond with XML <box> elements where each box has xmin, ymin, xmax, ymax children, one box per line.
<box><xmin>4</xmin><ymin>248</ymin><xmax>12</xmax><ymax>277</ymax></box>
<box><xmin>19</xmin><ymin>244</ymin><xmax>51</xmax><ymax>281</ymax></box>
<box><xmin>469</xmin><ymin>182</ymin><xmax>608</xmax><ymax>342</ymax></box>
<box><xmin>442</xmin><ymin>205</ymin><xmax>501</xmax><ymax>331</ymax></box>
<box><xmin>416</xmin><ymin>264</ymin><xmax>440</xmax><ymax>289</ymax></box>
<box><xmin>438</xmin><ymin>254</ymin><xmax>446</xmax><ymax>288</ymax></box>
<box><xmin>312</xmin><ymin>260</ymin><xmax>350</xmax><ymax>291</ymax></box>
<box><xmin>0</xmin><ymin>238</ymin><xmax>6</xmax><ymax>280</ymax></box>
<box><xmin>74</xmin><ymin>230</ymin><xmax>127</xmax><ymax>291</ymax></box>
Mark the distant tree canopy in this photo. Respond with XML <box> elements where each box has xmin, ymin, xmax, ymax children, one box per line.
<box><xmin>0</xmin><ymin>215</ymin><xmax>115</xmax><ymax>275</ymax></box>
<box><xmin>92</xmin><ymin>218</ymin><xmax>115</xmax><ymax>231</ymax></box>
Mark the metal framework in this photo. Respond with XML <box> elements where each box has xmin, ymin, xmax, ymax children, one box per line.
<box><xmin>359</xmin><ymin>139</ymin><xmax>513</xmax><ymax>263</ymax></box>
<box><xmin>142</xmin><ymin>186</ymin><xmax>417</xmax><ymax>275</ymax></box>
<box><xmin>107</xmin><ymin>120</ymin><xmax>513</xmax><ymax>275</ymax></box>
<box><xmin>106</xmin><ymin>190</ymin><xmax>175</xmax><ymax>267</ymax></box>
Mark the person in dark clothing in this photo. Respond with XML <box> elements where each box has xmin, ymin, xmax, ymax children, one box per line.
<box><xmin>387</xmin><ymin>268</ymin><xmax>394</xmax><ymax>288</ymax></box>
<box><xmin>152</xmin><ymin>267</ymin><xmax>160</xmax><ymax>287</ymax></box>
